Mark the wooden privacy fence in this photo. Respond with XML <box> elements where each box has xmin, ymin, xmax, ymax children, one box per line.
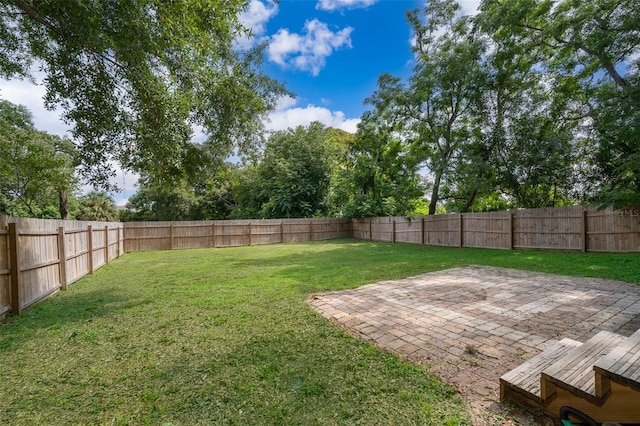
<box><xmin>352</xmin><ymin>206</ymin><xmax>640</xmax><ymax>252</ymax></box>
<box><xmin>1</xmin><ymin>206</ymin><xmax>638</xmax><ymax>317</ymax></box>
<box><xmin>123</xmin><ymin>218</ymin><xmax>352</xmax><ymax>252</ymax></box>
<box><xmin>0</xmin><ymin>216</ymin><xmax>124</xmax><ymax>316</ymax></box>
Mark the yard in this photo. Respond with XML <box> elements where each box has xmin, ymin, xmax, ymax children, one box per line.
<box><xmin>1</xmin><ymin>240</ymin><xmax>639</xmax><ymax>425</ymax></box>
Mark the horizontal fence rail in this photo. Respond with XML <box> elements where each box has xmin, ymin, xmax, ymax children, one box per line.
<box><xmin>1</xmin><ymin>206</ymin><xmax>638</xmax><ymax>316</ymax></box>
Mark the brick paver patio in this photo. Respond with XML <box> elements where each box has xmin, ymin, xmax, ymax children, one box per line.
<box><xmin>307</xmin><ymin>266</ymin><xmax>640</xmax><ymax>425</ymax></box>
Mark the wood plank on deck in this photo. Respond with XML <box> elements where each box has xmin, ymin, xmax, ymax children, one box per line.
<box><xmin>594</xmin><ymin>328</ymin><xmax>640</xmax><ymax>392</ymax></box>
<box><xmin>500</xmin><ymin>338</ymin><xmax>582</xmax><ymax>403</ymax></box>
<box><xmin>541</xmin><ymin>331</ymin><xmax>626</xmax><ymax>403</ymax></box>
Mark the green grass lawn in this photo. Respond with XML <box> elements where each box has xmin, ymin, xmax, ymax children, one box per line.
<box><xmin>1</xmin><ymin>240</ymin><xmax>638</xmax><ymax>425</ymax></box>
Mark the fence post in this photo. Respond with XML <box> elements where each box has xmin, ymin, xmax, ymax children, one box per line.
<box><xmin>392</xmin><ymin>219</ymin><xmax>396</xmax><ymax>243</ymax></box>
<box><xmin>170</xmin><ymin>224</ymin><xmax>175</xmax><ymax>250</ymax></box>
<box><xmin>87</xmin><ymin>225</ymin><xmax>94</xmax><ymax>274</ymax></box>
<box><xmin>57</xmin><ymin>227</ymin><xmax>68</xmax><ymax>291</ymax></box>
<box><xmin>309</xmin><ymin>220</ymin><xmax>313</xmax><ymax>241</ymax></box>
<box><xmin>369</xmin><ymin>218</ymin><xmax>372</xmax><ymax>241</ymax></box>
<box><xmin>581</xmin><ymin>209</ymin><xmax>588</xmax><ymax>253</ymax></box>
<box><xmin>104</xmin><ymin>226</ymin><xmax>109</xmax><ymax>265</ymax></box>
<box><xmin>459</xmin><ymin>214</ymin><xmax>463</xmax><ymax>248</ymax></box>
<box><xmin>280</xmin><ymin>221</ymin><xmax>284</xmax><ymax>243</ymax></box>
<box><xmin>212</xmin><ymin>223</ymin><xmax>216</xmax><ymax>248</ymax></box>
<box><xmin>421</xmin><ymin>217</ymin><xmax>425</xmax><ymax>245</ymax></box>
<box><xmin>8</xmin><ymin>222</ymin><xmax>21</xmax><ymax>315</ymax></box>
<box><xmin>508</xmin><ymin>211</ymin><xmax>514</xmax><ymax>250</ymax></box>
<box><xmin>248</xmin><ymin>223</ymin><xmax>252</xmax><ymax>246</ymax></box>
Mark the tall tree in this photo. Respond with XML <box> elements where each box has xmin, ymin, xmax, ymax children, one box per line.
<box><xmin>0</xmin><ymin>99</ymin><xmax>77</xmax><ymax>218</ymax></box>
<box><xmin>256</xmin><ymin>122</ymin><xmax>341</xmax><ymax>218</ymax></box>
<box><xmin>77</xmin><ymin>191</ymin><xmax>119</xmax><ymax>222</ymax></box>
<box><xmin>331</xmin><ymin>75</ymin><xmax>423</xmax><ymax>218</ymax></box>
<box><xmin>478</xmin><ymin>0</ymin><xmax>640</xmax><ymax>208</ymax></box>
<box><xmin>405</xmin><ymin>0</ymin><xmax>486</xmax><ymax>214</ymax></box>
<box><xmin>0</xmin><ymin>0</ymin><xmax>286</xmax><ymax>187</ymax></box>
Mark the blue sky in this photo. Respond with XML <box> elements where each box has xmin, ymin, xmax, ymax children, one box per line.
<box><xmin>255</xmin><ymin>0</ymin><xmax>421</xmax><ymax>130</ymax></box>
<box><xmin>0</xmin><ymin>0</ymin><xmax>481</xmax><ymax>204</ymax></box>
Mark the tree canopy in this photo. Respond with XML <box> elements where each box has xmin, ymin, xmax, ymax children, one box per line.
<box><xmin>0</xmin><ymin>99</ymin><xmax>77</xmax><ymax>218</ymax></box>
<box><xmin>0</xmin><ymin>0</ymin><xmax>286</xmax><ymax>187</ymax></box>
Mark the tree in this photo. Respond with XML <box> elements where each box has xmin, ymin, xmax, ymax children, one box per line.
<box><xmin>0</xmin><ymin>99</ymin><xmax>77</xmax><ymax>218</ymax></box>
<box><xmin>0</xmin><ymin>0</ymin><xmax>286</xmax><ymax>187</ymax></box>
<box><xmin>404</xmin><ymin>0</ymin><xmax>486</xmax><ymax>214</ymax></box>
<box><xmin>331</xmin><ymin>76</ymin><xmax>423</xmax><ymax>218</ymax></box>
<box><xmin>77</xmin><ymin>191</ymin><xmax>119</xmax><ymax>222</ymax></box>
<box><xmin>477</xmin><ymin>0</ymin><xmax>640</xmax><ymax>208</ymax></box>
<box><xmin>256</xmin><ymin>122</ymin><xmax>342</xmax><ymax>218</ymax></box>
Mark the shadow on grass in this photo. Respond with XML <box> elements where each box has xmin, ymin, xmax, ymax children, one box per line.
<box><xmin>0</xmin><ymin>283</ymin><xmax>153</xmax><ymax>351</ymax></box>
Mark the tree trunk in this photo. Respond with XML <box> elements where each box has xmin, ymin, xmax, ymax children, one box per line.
<box><xmin>460</xmin><ymin>187</ymin><xmax>479</xmax><ymax>213</ymax></box>
<box><xmin>428</xmin><ymin>171</ymin><xmax>443</xmax><ymax>215</ymax></box>
<box><xmin>58</xmin><ymin>190</ymin><xmax>69</xmax><ymax>220</ymax></box>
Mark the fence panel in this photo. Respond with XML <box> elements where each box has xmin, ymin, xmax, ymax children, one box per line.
<box><xmin>0</xmin><ymin>229</ymin><xmax>10</xmax><ymax>315</ymax></box>
<box><xmin>282</xmin><ymin>220</ymin><xmax>312</xmax><ymax>242</ymax></box>
<box><xmin>250</xmin><ymin>220</ymin><xmax>283</xmax><ymax>245</ymax></box>
<box><xmin>311</xmin><ymin>219</ymin><xmax>351</xmax><ymax>241</ymax></box>
<box><xmin>351</xmin><ymin>219</ymin><xmax>371</xmax><ymax>240</ymax></box>
<box><xmin>174</xmin><ymin>223</ymin><xmax>213</xmax><ymax>250</ymax></box>
<box><xmin>462</xmin><ymin>211</ymin><xmax>511</xmax><ymax>249</ymax></box>
<box><xmin>65</xmin><ymin>228</ymin><xmax>90</xmax><ymax>284</ymax></box>
<box><xmin>423</xmin><ymin>214</ymin><xmax>460</xmax><ymax>247</ymax></box>
<box><xmin>124</xmin><ymin>223</ymin><xmax>172</xmax><ymax>252</ymax></box>
<box><xmin>587</xmin><ymin>207</ymin><xmax>640</xmax><ymax>252</ymax></box>
<box><xmin>392</xmin><ymin>217</ymin><xmax>421</xmax><ymax>244</ymax></box>
<box><xmin>18</xmin><ymin>230</ymin><xmax>61</xmax><ymax>310</ymax></box>
<box><xmin>513</xmin><ymin>207</ymin><xmax>584</xmax><ymax>250</ymax></box>
<box><xmin>369</xmin><ymin>217</ymin><xmax>393</xmax><ymax>242</ymax></box>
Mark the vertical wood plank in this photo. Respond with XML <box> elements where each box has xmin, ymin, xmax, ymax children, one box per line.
<box><xmin>212</xmin><ymin>223</ymin><xmax>217</xmax><ymax>248</ymax></box>
<box><xmin>8</xmin><ymin>222</ymin><xmax>21</xmax><ymax>315</ymax></box>
<box><xmin>421</xmin><ymin>217</ymin><xmax>425</xmax><ymax>245</ymax></box>
<box><xmin>280</xmin><ymin>221</ymin><xmax>284</xmax><ymax>243</ymax></box>
<box><xmin>104</xmin><ymin>226</ymin><xmax>109</xmax><ymax>264</ymax></box>
<box><xmin>57</xmin><ymin>227</ymin><xmax>68</xmax><ymax>291</ymax></box>
<box><xmin>369</xmin><ymin>218</ymin><xmax>372</xmax><ymax>241</ymax></box>
<box><xmin>459</xmin><ymin>214</ymin><xmax>463</xmax><ymax>248</ymax></box>
<box><xmin>87</xmin><ymin>225</ymin><xmax>94</xmax><ymax>274</ymax></box>
<box><xmin>248</xmin><ymin>223</ymin><xmax>252</xmax><ymax>246</ymax></box>
<box><xmin>508</xmin><ymin>211</ymin><xmax>514</xmax><ymax>250</ymax></box>
<box><xmin>309</xmin><ymin>220</ymin><xmax>313</xmax><ymax>241</ymax></box>
<box><xmin>170</xmin><ymin>224</ymin><xmax>175</xmax><ymax>250</ymax></box>
<box><xmin>116</xmin><ymin>227</ymin><xmax>121</xmax><ymax>258</ymax></box>
<box><xmin>581</xmin><ymin>209</ymin><xmax>587</xmax><ymax>253</ymax></box>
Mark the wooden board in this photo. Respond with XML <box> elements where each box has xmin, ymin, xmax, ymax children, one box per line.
<box><xmin>594</xmin><ymin>328</ymin><xmax>640</xmax><ymax>392</ymax></box>
<box><xmin>500</xmin><ymin>338</ymin><xmax>582</xmax><ymax>403</ymax></box>
<box><xmin>541</xmin><ymin>331</ymin><xmax>626</xmax><ymax>402</ymax></box>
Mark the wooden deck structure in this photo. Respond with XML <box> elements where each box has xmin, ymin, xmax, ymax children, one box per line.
<box><xmin>501</xmin><ymin>329</ymin><xmax>640</xmax><ymax>424</ymax></box>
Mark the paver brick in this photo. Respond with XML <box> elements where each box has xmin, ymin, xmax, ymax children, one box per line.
<box><xmin>308</xmin><ymin>266</ymin><xmax>640</xmax><ymax>425</ymax></box>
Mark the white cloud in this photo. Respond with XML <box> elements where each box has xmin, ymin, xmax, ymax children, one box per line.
<box><xmin>0</xmin><ymin>77</ymin><xmax>70</xmax><ymax>137</ymax></box>
<box><xmin>81</xmin><ymin>165</ymin><xmax>140</xmax><ymax>207</ymax></box>
<box><xmin>237</xmin><ymin>0</ymin><xmax>279</xmax><ymax>49</ymax></box>
<box><xmin>458</xmin><ymin>0</ymin><xmax>481</xmax><ymax>16</ymax></box>
<box><xmin>316</xmin><ymin>0</ymin><xmax>378</xmax><ymax>11</ymax></box>
<box><xmin>267</xmin><ymin>19</ymin><xmax>353</xmax><ymax>76</ymax></box>
<box><xmin>266</xmin><ymin>97</ymin><xmax>359</xmax><ymax>133</ymax></box>
<box><xmin>1</xmin><ymin>77</ymin><xmax>139</xmax><ymax>203</ymax></box>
